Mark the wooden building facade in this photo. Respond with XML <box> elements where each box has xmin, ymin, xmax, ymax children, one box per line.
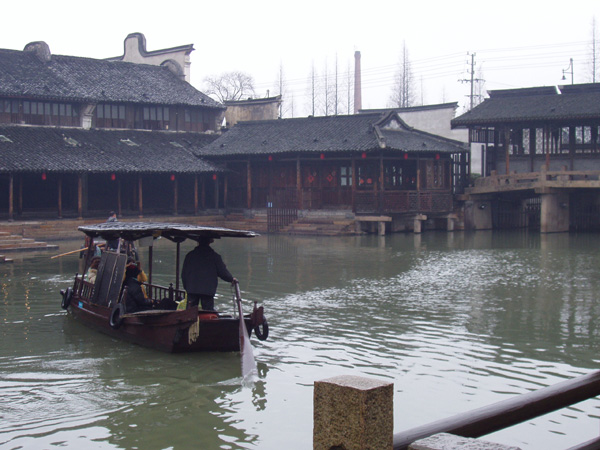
<box><xmin>200</xmin><ymin>113</ymin><xmax>469</xmax><ymax>216</ymax></box>
<box><xmin>451</xmin><ymin>83</ymin><xmax>600</xmax><ymax>233</ymax></box>
<box><xmin>451</xmin><ymin>84</ymin><xmax>600</xmax><ymax>176</ymax></box>
<box><xmin>0</xmin><ymin>36</ymin><xmax>226</xmax><ymax>220</ymax></box>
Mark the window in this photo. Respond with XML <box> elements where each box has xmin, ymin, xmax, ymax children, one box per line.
<box><xmin>357</xmin><ymin>163</ymin><xmax>376</xmax><ymax>190</ymax></box>
<box><xmin>340</xmin><ymin>166</ymin><xmax>352</xmax><ymax>187</ymax></box>
<box><xmin>384</xmin><ymin>163</ymin><xmax>403</xmax><ymax>189</ymax></box>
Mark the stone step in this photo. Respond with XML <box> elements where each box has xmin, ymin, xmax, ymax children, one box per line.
<box><xmin>0</xmin><ymin>242</ymin><xmax>58</xmax><ymax>252</ymax></box>
<box><xmin>0</xmin><ymin>255</ymin><xmax>13</xmax><ymax>264</ymax></box>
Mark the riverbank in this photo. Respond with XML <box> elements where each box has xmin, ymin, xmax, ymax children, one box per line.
<box><xmin>0</xmin><ymin>212</ymin><xmax>268</xmax><ymax>242</ymax></box>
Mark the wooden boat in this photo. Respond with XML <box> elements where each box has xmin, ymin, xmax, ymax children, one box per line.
<box><xmin>59</xmin><ymin>221</ymin><xmax>268</xmax><ymax>353</ymax></box>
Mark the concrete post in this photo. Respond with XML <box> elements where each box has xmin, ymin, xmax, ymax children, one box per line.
<box><xmin>409</xmin><ymin>433</ymin><xmax>521</xmax><ymax>450</ymax></box>
<box><xmin>314</xmin><ymin>375</ymin><xmax>393</xmax><ymax>450</ymax></box>
<box><xmin>413</xmin><ymin>214</ymin><xmax>427</xmax><ymax>234</ymax></box>
<box><xmin>540</xmin><ymin>192</ymin><xmax>569</xmax><ymax>233</ymax></box>
<box><xmin>465</xmin><ymin>200</ymin><xmax>492</xmax><ymax>230</ymax></box>
<box><xmin>378</xmin><ymin>221</ymin><xmax>386</xmax><ymax>236</ymax></box>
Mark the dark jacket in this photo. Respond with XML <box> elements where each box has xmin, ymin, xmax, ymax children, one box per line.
<box><xmin>181</xmin><ymin>244</ymin><xmax>233</xmax><ymax>297</ymax></box>
<box><xmin>124</xmin><ymin>268</ymin><xmax>153</xmax><ymax>313</ymax></box>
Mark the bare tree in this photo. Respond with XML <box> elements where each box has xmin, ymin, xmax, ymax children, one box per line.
<box><xmin>346</xmin><ymin>60</ymin><xmax>353</xmax><ymax>115</ymax></box>
<box><xmin>306</xmin><ymin>62</ymin><xmax>318</xmax><ymax>116</ymax></box>
<box><xmin>203</xmin><ymin>71</ymin><xmax>256</xmax><ymax>103</ymax></box>
<box><xmin>389</xmin><ymin>41</ymin><xmax>416</xmax><ymax>108</ymax></box>
<box><xmin>589</xmin><ymin>16</ymin><xmax>600</xmax><ymax>83</ymax></box>
<box><xmin>473</xmin><ymin>64</ymin><xmax>487</xmax><ymax>108</ymax></box>
<box><xmin>274</xmin><ymin>61</ymin><xmax>291</xmax><ymax>118</ymax></box>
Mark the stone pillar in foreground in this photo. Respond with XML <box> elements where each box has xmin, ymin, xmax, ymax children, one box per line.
<box><xmin>314</xmin><ymin>375</ymin><xmax>393</xmax><ymax>450</ymax></box>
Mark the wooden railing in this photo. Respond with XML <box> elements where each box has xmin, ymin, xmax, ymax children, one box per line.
<box><xmin>144</xmin><ymin>283</ymin><xmax>186</xmax><ymax>302</ymax></box>
<box><xmin>470</xmin><ymin>167</ymin><xmax>600</xmax><ymax>195</ymax></box>
<box><xmin>393</xmin><ymin>370</ymin><xmax>600</xmax><ymax>450</ymax></box>
<box><xmin>74</xmin><ymin>275</ymin><xmax>185</xmax><ymax>304</ymax></box>
<box><xmin>355</xmin><ymin>191</ymin><xmax>453</xmax><ymax>214</ymax></box>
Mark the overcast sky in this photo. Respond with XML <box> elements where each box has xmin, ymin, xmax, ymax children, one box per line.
<box><xmin>3</xmin><ymin>0</ymin><xmax>600</xmax><ymax>116</ymax></box>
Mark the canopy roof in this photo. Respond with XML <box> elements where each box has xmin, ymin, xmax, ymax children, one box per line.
<box><xmin>79</xmin><ymin>221</ymin><xmax>258</xmax><ymax>242</ymax></box>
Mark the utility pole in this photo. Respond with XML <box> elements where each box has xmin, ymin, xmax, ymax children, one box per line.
<box><xmin>459</xmin><ymin>52</ymin><xmax>482</xmax><ymax>110</ymax></box>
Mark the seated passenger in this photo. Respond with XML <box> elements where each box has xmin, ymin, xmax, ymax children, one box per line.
<box><xmin>86</xmin><ymin>257</ymin><xmax>101</xmax><ymax>284</ymax></box>
<box><xmin>123</xmin><ymin>263</ymin><xmax>154</xmax><ymax>313</ymax></box>
<box><xmin>127</xmin><ymin>258</ymin><xmax>148</xmax><ymax>298</ymax></box>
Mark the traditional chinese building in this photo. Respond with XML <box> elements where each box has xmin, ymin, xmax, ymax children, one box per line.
<box><xmin>452</xmin><ymin>83</ymin><xmax>600</xmax><ymax>232</ymax></box>
<box><xmin>0</xmin><ymin>34</ymin><xmax>225</xmax><ymax>220</ymax></box>
<box><xmin>199</xmin><ymin>112</ymin><xmax>469</xmax><ymax>232</ymax></box>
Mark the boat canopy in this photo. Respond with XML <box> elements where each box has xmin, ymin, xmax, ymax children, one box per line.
<box><xmin>78</xmin><ymin>222</ymin><xmax>258</xmax><ymax>243</ymax></box>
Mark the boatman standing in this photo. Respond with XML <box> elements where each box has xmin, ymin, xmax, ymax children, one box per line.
<box><xmin>181</xmin><ymin>237</ymin><xmax>237</xmax><ymax>311</ymax></box>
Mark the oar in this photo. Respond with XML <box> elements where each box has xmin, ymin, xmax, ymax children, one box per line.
<box><xmin>51</xmin><ymin>243</ymin><xmax>104</xmax><ymax>259</ymax></box>
<box><xmin>233</xmin><ymin>279</ymin><xmax>257</xmax><ymax>380</ymax></box>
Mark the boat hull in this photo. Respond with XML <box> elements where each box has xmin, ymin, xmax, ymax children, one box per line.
<box><xmin>67</xmin><ymin>294</ymin><xmax>253</xmax><ymax>353</ymax></box>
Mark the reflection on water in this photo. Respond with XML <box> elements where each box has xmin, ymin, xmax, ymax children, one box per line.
<box><xmin>1</xmin><ymin>231</ymin><xmax>600</xmax><ymax>449</ymax></box>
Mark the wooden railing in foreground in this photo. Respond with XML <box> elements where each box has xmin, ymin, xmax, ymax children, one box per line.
<box><xmin>393</xmin><ymin>370</ymin><xmax>600</xmax><ymax>450</ymax></box>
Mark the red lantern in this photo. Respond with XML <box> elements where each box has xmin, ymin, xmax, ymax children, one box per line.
<box><xmin>111</xmin><ymin>173</ymin><xmax>116</xmax><ymax>181</ymax></box>
<box><xmin>170</xmin><ymin>174</ymin><xmax>175</xmax><ymax>181</ymax></box>
<box><xmin>361</xmin><ymin>152</ymin><xmax>367</xmax><ymax>159</ymax></box>
<box><xmin>435</xmin><ymin>153</ymin><xmax>440</xmax><ymax>160</ymax></box>
<box><xmin>41</xmin><ymin>173</ymin><xmax>47</xmax><ymax>181</ymax></box>
<box><xmin>404</xmin><ymin>153</ymin><xmax>408</xmax><ymax>160</ymax></box>
<box><xmin>268</xmin><ymin>155</ymin><xmax>273</xmax><ymax>161</ymax></box>
<box><xmin>320</xmin><ymin>153</ymin><xmax>325</xmax><ymax>160</ymax></box>
<box><xmin>212</xmin><ymin>174</ymin><xmax>217</xmax><ymax>180</ymax></box>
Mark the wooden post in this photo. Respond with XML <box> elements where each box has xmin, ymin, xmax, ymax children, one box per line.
<box><xmin>296</xmin><ymin>157</ymin><xmax>302</xmax><ymax>210</ymax></box>
<box><xmin>223</xmin><ymin>174</ymin><xmax>228</xmax><ymax>209</ymax></box>
<box><xmin>314</xmin><ymin>375</ymin><xmax>393</xmax><ymax>450</ymax></box>
<box><xmin>175</xmin><ymin>242</ymin><xmax>180</xmax><ymax>292</ymax></box>
<box><xmin>201</xmin><ymin>177</ymin><xmax>206</xmax><ymax>209</ymax></box>
<box><xmin>18</xmin><ymin>176</ymin><xmax>22</xmax><ymax>215</ymax></box>
<box><xmin>351</xmin><ymin>158</ymin><xmax>356</xmax><ymax>212</ymax></box>
<box><xmin>77</xmin><ymin>174</ymin><xmax>83</xmax><ymax>219</ymax></box>
<box><xmin>173</xmin><ymin>177</ymin><xmax>178</xmax><ymax>215</ymax></box>
<box><xmin>545</xmin><ymin>126</ymin><xmax>550</xmax><ymax>169</ymax></box>
<box><xmin>57</xmin><ymin>177</ymin><xmax>62</xmax><ymax>218</ymax></box>
<box><xmin>117</xmin><ymin>178</ymin><xmax>122</xmax><ymax>217</ymax></box>
<box><xmin>504</xmin><ymin>128</ymin><xmax>511</xmax><ymax>175</ymax></box>
<box><xmin>194</xmin><ymin>175</ymin><xmax>198</xmax><ymax>215</ymax></box>
<box><xmin>247</xmin><ymin>160</ymin><xmax>252</xmax><ymax>209</ymax></box>
<box><xmin>138</xmin><ymin>175</ymin><xmax>143</xmax><ymax>218</ymax></box>
<box><xmin>214</xmin><ymin>175</ymin><xmax>219</xmax><ymax>209</ymax></box>
<box><xmin>8</xmin><ymin>174</ymin><xmax>14</xmax><ymax>222</ymax></box>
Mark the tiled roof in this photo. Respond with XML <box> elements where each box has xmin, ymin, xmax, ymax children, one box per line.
<box><xmin>0</xmin><ymin>126</ymin><xmax>222</xmax><ymax>174</ymax></box>
<box><xmin>199</xmin><ymin>113</ymin><xmax>467</xmax><ymax>157</ymax></box>
<box><xmin>0</xmin><ymin>46</ymin><xmax>224</xmax><ymax>108</ymax></box>
<box><xmin>452</xmin><ymin>83</ymin><xmax>600</xmax><ymax>127</ymax></box>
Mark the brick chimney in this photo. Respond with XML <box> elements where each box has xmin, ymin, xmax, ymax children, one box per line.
<box><xmin>354</xmin><ymin>51</ymin><xmax>362</xmax><ymax>114</ymax></box>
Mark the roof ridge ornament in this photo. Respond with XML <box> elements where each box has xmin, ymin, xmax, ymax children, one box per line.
<box><xmin>23</xmin><ymin>41</ymin><xmax>51</xmax><ymax>62</ymax></box>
